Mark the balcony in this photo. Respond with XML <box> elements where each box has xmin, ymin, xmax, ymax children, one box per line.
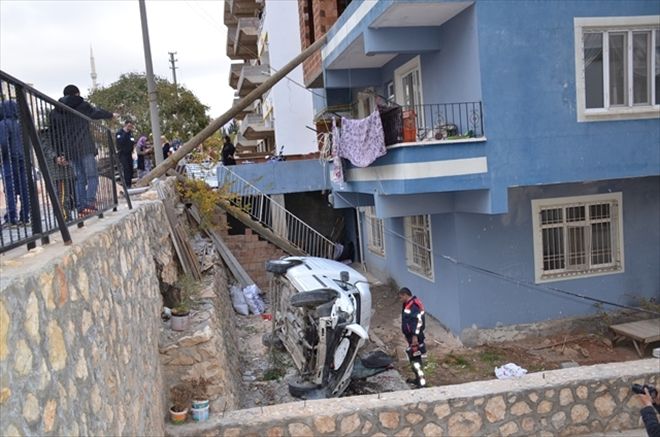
<box><xmin>236</xmin><ymin>64</ymin><xmax>269</xmax><ymax>97</ymax></box>
<box><xmin>240</xmin><ymin>113</ymin><xmax>274</xmax><ymax>141</ymax></box>
<box><xmin>223</xmin><ymin>0</ymin><xmax>237</xmax><ymax>26</ymax></box>
<box><xmin>233</xmin><ymin>98</ymin><xmax>257</xmax><ymax>121</ymax></box>
<box><xmin>233</xmin><ymin>17</ymin><xmax>260</xmax><ymax>59</ymax></box>
<box><xmin>229</xmin><ymin>63</ymin><xmax>243</xmax><ymax>89</ymax></box>
<box><xmin>380</xmin><ymin>102</ymin><xmax>484</xmax><ymax>147</ymax></box>
<box><xmin>228</xmin><ymin>0</ymin><xmax>262</xmax><ymax>18</ymax></box>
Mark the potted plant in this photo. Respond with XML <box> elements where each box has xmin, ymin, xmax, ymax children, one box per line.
<box><xmin>190</xmin><ymin>377</ymin><xmax>210</xmax><ymax>422</ymax></box>
<box><xmin>171</xmin><ymin>301</ymin><xmax>190</xmax><ymax>331</ymax></box>
<box><xmin>169</xmin><ymin>384</ymin><xmax>192</xmax><ymax>424</ymax></box>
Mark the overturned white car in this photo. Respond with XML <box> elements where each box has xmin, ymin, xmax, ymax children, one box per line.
<box><xmin>265</xmin><ymin>257</ymin><xmax>372</xmax><ymax>398</ymax></box>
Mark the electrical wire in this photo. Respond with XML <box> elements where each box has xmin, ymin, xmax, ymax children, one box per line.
<box><xmin>333</xmin><ymin>192</ymin><xmax>660</xmax><ymax>317</ymax></box>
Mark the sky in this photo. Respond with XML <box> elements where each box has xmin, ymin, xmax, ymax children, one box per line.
<box><xmin>0</xmin><ymin>0</ymin><xmax>235</xmax><ymax>119</ymax></box>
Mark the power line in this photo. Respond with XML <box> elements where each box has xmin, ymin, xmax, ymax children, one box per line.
<box><xmin>332</xmin><ymin>192</ymin><xmax>659</xmax><ymax>317</ymax></box>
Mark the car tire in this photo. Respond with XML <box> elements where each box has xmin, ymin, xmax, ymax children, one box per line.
<box><xmin>290</xmin><ymin>289</ymin><xmax>339</xmax><ymax>308</ymax></box>
<box><xmin>288</xmin><ymin>378</ymin><xmax>323</xmax><ymax>399</ymax></box>
<box><xmin>265</xmin><ymin>259</ymin><xmax>302</xmax><ymax>274</ymax></box>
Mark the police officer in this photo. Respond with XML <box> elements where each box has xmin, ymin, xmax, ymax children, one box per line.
<box><xmin>399</xmin><ymin>287</ymin><xmax>427</xmax><ymax>388</ymax></box>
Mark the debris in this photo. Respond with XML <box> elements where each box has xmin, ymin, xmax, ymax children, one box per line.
<box><xmin>230</xmin><ymin>285</ymin><xmax>249</xmax><ymax>316</ymax></box>
<box><xmin>243</xmin><ymin>284</ymin><xmax>265</xmax><ymax>315</ymax></box>
<box><xmin>494</xmin><ymin>363</ymin><xmax>527</xmax><ymax>379</ymax></box>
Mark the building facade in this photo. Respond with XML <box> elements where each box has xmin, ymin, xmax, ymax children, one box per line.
<box><xmin>224</xmin><ymin>0</ymin><xmax>317</xmax><ymax>159</ymax></box>
<box><xmin>313</xmin><ymin>0</ymin><xmax>660</xmax><ymax>337</ymax></box>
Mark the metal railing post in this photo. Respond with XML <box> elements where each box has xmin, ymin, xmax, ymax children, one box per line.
<box><xmin>107</xmin><ymin>130</ymin><xmax>132</xmax><ymax>210</ymax></box>
<box><xmin>15</xmin><ymin>86</ymin><xmax>71</xmax><ymax>247</ymax></box>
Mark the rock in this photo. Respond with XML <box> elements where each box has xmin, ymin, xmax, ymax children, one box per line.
<box><xmin>395</xmin><ymin>427</ymin><xmax>413</xmax><ymax>437</ymax></box>
<box><xmin>537</xmin><ymin>400</ymin><xmax>553</xmax><ymax>414</ymax></box>
<box><xmin>379</xmin><ymin>411</ymin><xmax>400</xmax><ymax>430</ymax></box>
<box><xmin>552</xmin><ymin>411</ymin><xmax>566</xmax><ymax>429</ymax></box>
<box><xmin>43</xmin><ymin>399</ymin><xmax>57</xmax><ymax>432</ymax></box>
<box><xmin>178</xmin><ymin>326</ymin><xmax>213</xmax><ymax>347</ymax></box>
<box><xmin>423</xmin><ymin>423</ymin><xmax>444</xmax><ymax>436</ymax></box>
<box><xmin>0</xmin><ymin>388</ymin><xmax>11</xmax><ymax>404</ymax></box>
<box><xmin>511</xmin><ymin>401</ymin><xmax>532</xmax><ymax>416</ymax></box>
<box><xmin>485</xmin><ymin>396</ymin><xmax>506</xmax><ymax>422</ymax></box>
<box><xmin>14</xmin><ymin>340</ymin><xmax>33</xmax><ymax>376</ymax></box>
<box><xmin>576</xmin><ymin>385</ymin><xmax>588</xmax><ymax>400</ymax></box>
<box><xmin>288</xmin><ymin>423</ymin><xmax>313</xmax><ymax>437</ymax></box>
<box><xmin>434</xmin><ymin>403</ymin><xmax>450</xmax><ymax>420</ymax></box>
<box><xmin>314</xmin><ymin>416</ymin><xmax>336</xmax><ymax>434</ymax></box>
<box><xmin>448</xmin><ymin>411</ymin><xmax>482</xmax><ymax>436</ymax></box>
<box><xmin>406</xmin><ymin>413</ymin><xmax>423</xmax><ymax>425</ymax></box>
<box><xmin>499</xmin><ymin>421</ymin><xmax>519</xmax><ymax>437</ymax></box>
<box><xmin>559</xmin><ymin>388</ymin><xmax>574</xmax><ymax>406</ymax></box>
<box><xmin>23</xmin><ymin>393</ymin><xmax>40</xmax><ymax>423</ymax></box>
<box><xmin>522</xmin><ymin>417</ymin><xmax>536</xmax><ymax>432</ymax></box>
<box><xmin>47</xmin><ymin>321</ymin><xmax>67</xmax><ymax>371</ymax></box>
<box><xmin>0</xmin><ymin>301</ymin><xmax>9</xmax><ymax>361</ymax></box>
<box><xmin>594</xmin><ymin>393</ymin><xmax>616</xmax><ymax>417</ymax></box>
<box><xmin>340</xmin><ymin>414</ymin><xmax>361</xmax><ymax>435</ymax></box>
<box><xmin>24</xmin><ymin>292</ymin><xmax>40</xmax><ymax>341</ymax></box>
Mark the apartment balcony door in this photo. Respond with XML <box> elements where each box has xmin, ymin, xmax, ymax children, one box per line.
<box><xmin>395</xmin><ymin>56</ymin><xmax>425</xmax><ymax>139</ymax></box>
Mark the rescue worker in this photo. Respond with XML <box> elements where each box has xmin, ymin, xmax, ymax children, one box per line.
<box><xmin>399</xmin><ymin>287</ymin><xmax>427</xmax><ymax>388</ymax></box>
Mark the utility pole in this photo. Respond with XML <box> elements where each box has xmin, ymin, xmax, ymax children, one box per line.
<box><xmin>168</xmin><ymin>51</ymin><xmax>178</xmax><ymax>90</ymax></box>
<box><xmin>138</xmin><ymin>0</ymin><xmax>163</xmax><ymax>166</ymax></box>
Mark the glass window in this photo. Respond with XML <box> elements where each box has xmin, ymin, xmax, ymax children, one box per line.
<box><xmin>609</xmin><ymin>32</ymin><xmax>627</xmax><ymax>106</ymax></box>
<box><xmin>633</xmin><ymin>31</ymin><xmax>651</xmax><ymax>105</ymax></box>
<box><xmin>584</xmin><ymin>33</ymin><xmax>604</xmax><ymax>109</ymax></box>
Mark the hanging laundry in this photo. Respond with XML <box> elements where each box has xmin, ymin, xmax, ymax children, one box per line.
<box><xmin>330</xmin><ymin>117</ymin><xmax>346</xmax><ymax>188</ymax></box>
<box><xmin>338</xmin><ymin>110</ymin><xmax>386</xmax><ymax>167</ymax></box>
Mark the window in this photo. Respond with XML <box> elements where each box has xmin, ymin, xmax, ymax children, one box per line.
<box><xmin>532</xmin><ymin>193</ymin><xmax>624</xmax><ymax>282</ymax></box>
<box><xmin>404</xmin><ymin>215</ymin><xmax>434</xmax><ymax>280</ymax></box>
<box><xmin>394</xmin><ymin>56</ymin><xmax>423</xmax><ymax>108</ymax></box>
<box><xmin>365</xmin><ymin>207</ymin><xmax>385</xmax><ymax>256</ymax></box>
<box><xmin>575</xmin><ymin>16</ymin><xmax>660</xmax><ymax>121</ymax></box>
<box><xmin>386</xmin><ymin>81</ymin><xmax>395</xmax><ymax>103</ymax></box>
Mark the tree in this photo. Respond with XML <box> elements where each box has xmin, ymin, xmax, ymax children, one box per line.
<box><xmin>89</xmin><ymin>73</ymin><xmax>210</xmax><ymax>141</ymax></box>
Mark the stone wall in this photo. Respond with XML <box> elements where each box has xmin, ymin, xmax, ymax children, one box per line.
<box><xmin>160</xmin><ymin>268</ymin><xmax>242</xmax><ymax>412</ymax></box>
<box><xmin>167</xmin><ymin>359</ymin><xmax>658</xmax><ymax>437</ymax></box>
<box><xmin>0</xmin><ymin>201</ymin><xmax>175</xmax><ymax>436</ymax></box>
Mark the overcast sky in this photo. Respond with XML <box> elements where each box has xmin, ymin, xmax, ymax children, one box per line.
<box><xmin>0</xmin><ymin>0</ymin><xmax>234</xmax><ymax>118</ymax></box>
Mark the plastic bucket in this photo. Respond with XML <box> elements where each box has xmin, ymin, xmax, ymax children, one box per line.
<box><xmin>192</xmin><ymin>399</ymin><xmax>209</xmax><ymax>409</ymax></box>
<box><xmin>171</xmin><ymin>314</ymin><xmax>189</xmax><ymax>331</ymax></box>
<box><xmin>191</xmin><ymin>405</ymin><xmax>209</xmax><ymax>422</ymax></box>
<box><xmin>169</xmin><ymin>407</ymin><xmax>188</xmax><ymax>424</ymax></box>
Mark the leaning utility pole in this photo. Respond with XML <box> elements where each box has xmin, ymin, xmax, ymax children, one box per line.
<box><xmin>168</xmin><ymin>51</ymin><xmax>178</xmax><ymax>90</ymax></box>
<box><xmin>135</xmin><ymin>34</ymin><xmax>327</xmax><ymax>188</ymax></box>
<box><xmin>139</xmin><ymin>0</ymin><xmax>163</xmax><ymax>165</ymax></box>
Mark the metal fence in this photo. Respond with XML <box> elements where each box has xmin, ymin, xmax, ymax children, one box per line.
<box><xmin>0</xmin><ymin>70</ymin><xmax>130</xmax><ymax>253</ymax></box>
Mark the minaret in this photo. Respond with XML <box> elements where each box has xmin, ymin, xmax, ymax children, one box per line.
<box><xmin>90</xmin><ymin>46</ymin><xmax>98</xmax><ymax>91</ymax></box>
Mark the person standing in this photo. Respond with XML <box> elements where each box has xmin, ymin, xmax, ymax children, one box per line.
<box><xmin>0</xmin><ymin>100</ymin><xmax>29</xmax><ymax>226</ymax></box>
<box><xmin>115</xmin><ymin>120</ymin><xmax>136</xmax><ymax>188</ymax></box>
<box><xmin>135</xmin><ymin>135</ymin><xmax>154</xmax><ymax>179</ymax></box>
<box><xmin>221</xmin><ymin>135</ymin><xmax>236</xmax><ymax>166</ymax></box>
<box><xmin>399</xmin><ymin>287</ymin><xmax>427</xmax><ymax>388</ymax></box>
<box><xmin>161</xmin><ymin>135</ymin><xmax>172</xmax><ymax>160</ymax></box>
<box><xmin>637</xmin><ymin>387</ymin><xmax>660</xmax><ymax>437</ymax></box>
<box><xmin>59</xmin><ymin>84</ymin><xmax>114</xmax><ymax>216</ymax></box>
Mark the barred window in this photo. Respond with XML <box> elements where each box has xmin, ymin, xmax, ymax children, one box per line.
<box><xmin>532</xmin><ymin>193</ymin><xmax>624</xmax><ymax>282</ymax></box>
<box><xmin>365</xmin><ymin>207</ymin><xmax>385</xmax><ymax>256</ymax></box>
<box><xmin>405</xmin><ymin>215</ymin><xmax>434</xmax><ymax>280</ymax></box>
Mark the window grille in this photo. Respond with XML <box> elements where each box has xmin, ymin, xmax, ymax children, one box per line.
<box><xmin>405</xmin><ymin>215</ymin><xmax>434</xmax><ymax>280</ymax></box>
<box><xmin>365</xmin><ymin>207</ymin><xmax>385</xmax><ymax>256</ymax></box>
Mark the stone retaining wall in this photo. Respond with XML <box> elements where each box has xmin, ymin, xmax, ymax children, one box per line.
<box><xmin>167</xmin><ymin>359</ymin><xmax>658</xmax><ymax>436</ymax></box>
<box><xmin>0</xmin><ymin>201</ymin><xmax>174</xmax><ymax>436</ymax></box>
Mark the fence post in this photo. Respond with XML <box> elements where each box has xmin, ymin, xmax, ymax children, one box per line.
<box><xmin>15</xmin><ymin>86</ymin><xmax>72</xmax><ymax>246</ymax></box>
<box><xmin>106</xmin><ymin>130</ymin><xmax>132</xmax><ymax>210</ymax></box>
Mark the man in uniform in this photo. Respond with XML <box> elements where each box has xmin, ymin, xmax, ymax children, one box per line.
<box><xmin>399</xmin><ymin>287</ymin><xmax>427</xmax><ymax>388</ymax></box>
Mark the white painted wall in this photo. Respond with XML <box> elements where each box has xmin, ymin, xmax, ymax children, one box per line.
<box><xmin>262</xmin><ymin>0</ymin><xmax>316</xmax><ymax>156</ymax></box>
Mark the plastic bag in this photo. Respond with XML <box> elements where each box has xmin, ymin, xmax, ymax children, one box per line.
<box><xmin>242</xmin><ymin>284</ymin><xmax>265</xmax><ymax>315</ymax></box>
<box><xmin>230</xmin><ymin>285</ymin><xmax>249</xmax><ymax>316</ymax></box>
<box><xmin>494</xmin><ymin>363</ymin><xmax>528</xmax><ymax>380</ymax></box>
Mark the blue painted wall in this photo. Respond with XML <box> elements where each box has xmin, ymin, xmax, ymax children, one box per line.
<box><xmin>361</xmin><ymin>177</ymin><xmax>660</xmax><ymax>335</ymax></box>
<box><xmin>219</xmin><ymin>160</ymin><xmax>331</xmax><ymax>195</ymax></box>
<box><xmin>475</xmin><ymin>0</ymin><xmax>660</xmax><ymax>211</ymax></box>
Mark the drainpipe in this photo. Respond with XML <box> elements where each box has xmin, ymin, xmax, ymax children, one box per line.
<box><xmin>136</xmin><ymin>34</ymin><xmax>328</xmax><ymax>187</ymax></box>
<box><xmin>355</xmin><ymin>207</ymin><xmax>366</xmax><ymax>272</ymax></box>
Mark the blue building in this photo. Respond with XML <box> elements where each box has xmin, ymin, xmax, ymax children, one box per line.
<box><xmin>313</xmin><ymin>0</ymin><xmax>660</xmax><ymax>337</ymax></box>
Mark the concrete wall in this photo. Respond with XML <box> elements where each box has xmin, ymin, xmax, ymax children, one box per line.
<box><xmin>166</xmin><ymin>358</ymin><xmax>658</xmax><ymax>436</ymax></box>
<box><xmin>263</xmin><ymin>0</ymin><xmax>317</xmax><ymax>156</ymax></box>
<box><xmin>0</xmin><ymin>201</ymin><xmax>173</xmax><ymax>436</ymax></box>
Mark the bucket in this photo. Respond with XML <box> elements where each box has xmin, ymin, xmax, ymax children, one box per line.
<box><xmin>191</xmin><ymin>405</ymin><xmax>209</xmax><ymax>422</ymax></box>
<box><xmin>171</xmin><ymin>313</ymin><xmax>189</xmax><ymax>331</ymax></box>
<box><xmin>192</xmin><ymin>399</ymin><xmax>209</xmax><ymax>409</ymax></box>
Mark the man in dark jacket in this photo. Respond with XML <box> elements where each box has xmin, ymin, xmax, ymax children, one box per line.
<box><xmin>58</xmin><ymin>84</ymin><xmax>114</xmax><ymax>216</ymax></box>
<box><xmin>0</xmin><ymin>100</ymin><xmax>29</xmax><ymax>226</ymax></box>
<box><xmin>115</xmin><ymin>120</ymin><xmax>136</xmax><ymax>188</ymax></box>
<box><xmin>399</xmin><ymin>287</ymin><xmax>427</xmax><ymax>388</ymax></box>
<box><xmin>221</xmin><ymin>135</ymin><xmax>236</xmax><ymax>166</ymax></box>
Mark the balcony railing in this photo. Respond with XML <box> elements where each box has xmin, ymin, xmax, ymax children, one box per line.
<box><xmin>380</xmin><ymin>102</ymin><xmax>484</xmax><ymax>146</ymax></box>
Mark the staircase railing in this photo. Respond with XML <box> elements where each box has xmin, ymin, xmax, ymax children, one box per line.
<box><xmin>217</xmin><ymin>165</ymin><xmax>335</xmax><ymax>259</ymax></box>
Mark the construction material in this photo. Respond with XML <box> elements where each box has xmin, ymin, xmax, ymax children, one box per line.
<box><xmin>156</xmin><ymin>181</ymin><xmax>202</xmax><ymax>280</ymax></box>
<box><xmin>610</xmin><ymin>318</ymin><xmax>660</xmax><ymax>357</ymax></box>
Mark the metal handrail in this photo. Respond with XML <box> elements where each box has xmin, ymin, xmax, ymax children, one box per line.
<box><xmin>217</xmin><ymin>165</ymin><xmax>335</xmax><ymax>259</ymax></box>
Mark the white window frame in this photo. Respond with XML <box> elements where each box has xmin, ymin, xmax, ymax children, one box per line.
<box><xmin>574</xmin><ymin>15</ymin><xmax>660</xmax><ymax>122</ymax></box>
<box><xmin>404</xmin><ymin>214</ymin><xmax>434</xmax><ymax>281</ymax></box>
<box><xmin>394</xmin><ymin>55</ymin><xmax>424</xmax><ymax>107</ymax></box>
<box><xmin>531</xmin><ymin>193</ymin><xmax>625</xmax><ymax>283</ymax></box>
<box><xmin>364</xmin><ymin>206</ymin><xmax>385</xmax><ymax>256</ymax></box>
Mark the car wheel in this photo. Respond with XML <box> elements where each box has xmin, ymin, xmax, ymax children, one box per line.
<box><xmin>290</xmin><ymin>289</ymin><xmax>339</xmax><ymax>308</ymax></box>
<box><xmin>265</xmin><ymin>259</ymin><xmax>302</xmax><ymax>274</ymax></box>
<box><xmin>288</xmin><ymin>378</ymin><xmax>323</xmax><ymax>399</ymax></box>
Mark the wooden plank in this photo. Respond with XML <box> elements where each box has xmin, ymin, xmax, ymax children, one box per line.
<box><xmin>610</xmin><ymin>318</ymin><xmax>660</xmax><ymax>344</ymax></box>
<box><xmin>186</xmin><ymin>205</ymin><xmax>253</xmax><ymax>288</ymax></box>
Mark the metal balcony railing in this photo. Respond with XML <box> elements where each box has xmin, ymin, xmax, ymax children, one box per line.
<box><xmin>217</xmin><ymin>165</ymin><xmax>335</xmax><ymax>259</ymax></box>
<box><xmin>0</xmin><ymin>70</ymin><xmax>130</xmax><ymax>253</ymax></box>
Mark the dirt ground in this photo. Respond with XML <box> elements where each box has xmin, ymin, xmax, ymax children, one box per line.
<box><xmin>368</xmin><ymin>283</ymin><xmax>643</xmax><ymax>388</ymax></box>
<box><xmin>231</xmin><ymin>275</ymin><xmax>646</xmax><ymax>408</ymax></box>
